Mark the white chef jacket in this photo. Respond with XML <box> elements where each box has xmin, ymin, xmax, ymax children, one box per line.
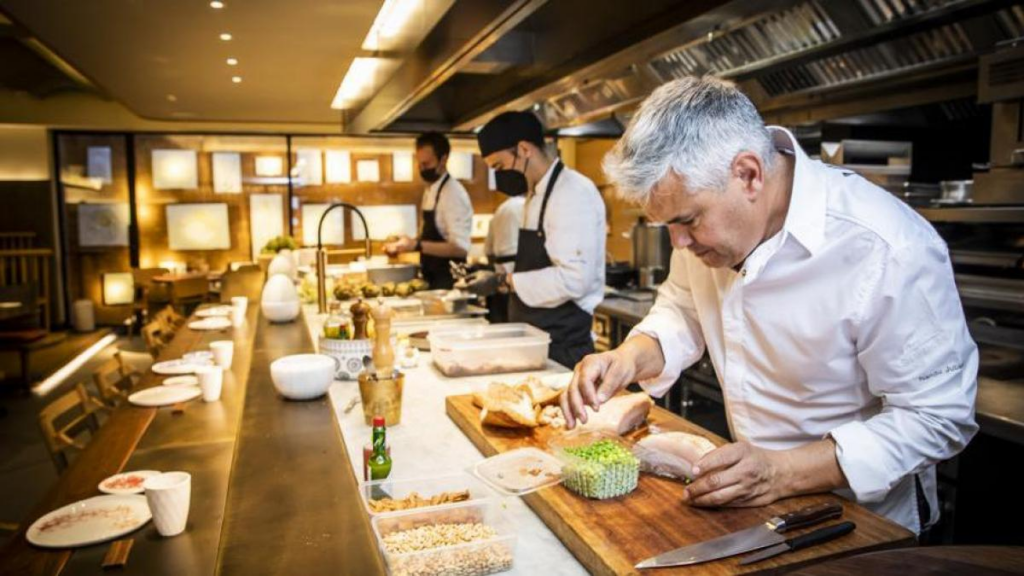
<box><xmin>629</xmin><ymin>127</ymin><xmax>978</xmax><ymax>534</ymax></box>
<box><xmin>512</xmin><ymin>161</ymin><xmax>606</xmax><ymax>314</ymax></box>
<box><xmin>420</xmin><ymin>174</ymin><xmax>473</xmax><ymax>253</ymax></box>
<box><xmin>485</xmin><ymin>195</ymin><xmax>526</xmax><ymax>274</ymax></box>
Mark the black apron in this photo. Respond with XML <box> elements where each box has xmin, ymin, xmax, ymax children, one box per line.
<box><xmin>419</xmin><ymin>174</ymin><xmax>463</xmax><ymax>290</ymax></box>
<box><xmin>509</xmin><ymin>161</ymin><xmax>594</xmax><ymax>368</ymax></box>
<box><xmin>486</xmin><ymin>254</ymin><xmax>515</xmax><ymax>324</ymax></box>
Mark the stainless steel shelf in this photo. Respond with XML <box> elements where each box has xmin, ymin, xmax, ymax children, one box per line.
<box><xmin>917</xmin><ymin>205</ymin><xmax>1024</xmax><ymax>223</ymax></box>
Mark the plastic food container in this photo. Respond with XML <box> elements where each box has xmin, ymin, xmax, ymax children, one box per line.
<box><xmin>548</xmin><ymin>430</ymin><xmax>639</xmax><ymax>500</ymax></box>
<box><xmin>372</xmin><ymin>499</ymin><xmax>516</xmax><ymax>576</ymax></box>
<box><xmin>471</xmin><ymin>447</ymin><xmax>563</xmax><ymax>496</ymax></box>
<box><xmin>360</xmin><ymin>472</ymin><xmax>495</xmax><ymax>517</ymax></box>
<box><xmin>428</xmin><ymin>323</ymin><xmax>550</xmax><ymax>377</ymax></box>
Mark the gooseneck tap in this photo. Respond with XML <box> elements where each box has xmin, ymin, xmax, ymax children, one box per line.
<box><xmin>316</xmin><ymin>203</ymin><xmax>371</xmax><ymax>314</ymax></box>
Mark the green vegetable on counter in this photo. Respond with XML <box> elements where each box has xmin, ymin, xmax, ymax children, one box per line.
<box><xmin>561</xmin><ymin>439</ymin><xmax>639</xmax><ymax>500</ymax></box>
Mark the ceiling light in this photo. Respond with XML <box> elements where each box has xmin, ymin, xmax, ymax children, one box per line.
<box><xmin>210</xmin><ymin>1</ymin><xmax>224</xmax><ymax>8</ymax></box>
<box><xmin>226</xmin><ymin>58</ymin><xmax>238</xmax><ymax>66</ymax></box>
<box><xmin>362</xmin><ymin>0</ymin><xmax>421</xmax><ymax>51</ymax></box>
<box><xmin>166</xmin><ymin>94</ymin><xmax>177</xmax><ymax>102</ymax></box>
<box><xmin>232</xmin><ymin>76</ymin><xmax>242</xmax><ymax>83</ymax></box>
<box><xmin>220</xmin><ymin>32</ymin><xmax>232</xmax><ymax>41</ymax></box>
<box><xmin>331</xmin><ymin>57</ymin><xmax>394</xmax><ymax>109</ymax></box>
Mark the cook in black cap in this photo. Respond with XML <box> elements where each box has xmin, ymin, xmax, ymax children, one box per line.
<box><xmin>465</xmin><ymin>111</ymin><xmax>607</xmax><ymax>369</ymax></box>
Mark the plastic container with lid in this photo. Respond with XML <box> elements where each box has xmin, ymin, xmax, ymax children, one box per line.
<box><xmin>372</xmin><ymin>499</ymin><xmax>516</xmax><ymax>576</ymax></box>
<box><xmin>360</xmin><ymin>472</ymin><xmax>495</xmax><ymax>517</ymax></box>
<box><xmin>470</xmin><ymin>447</ymin><xmax>563</xmax><ymax>496</ymax></box>
<box><xmin>428</xmin><ymin>323</ymin><xmax>550</xmax><ymax>377</ymax></box>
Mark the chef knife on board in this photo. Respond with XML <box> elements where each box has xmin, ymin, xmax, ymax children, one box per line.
<box><xmin>739</xmin><ymin>521</ymin><xmax>857</xmax><ymax>565</ymax></box>
<box><xmin>635</xmin><ymin>502</ymin><xmax>843</xmax><ymax>569</ymax></box>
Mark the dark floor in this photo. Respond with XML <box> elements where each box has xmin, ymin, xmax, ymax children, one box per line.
<box><xmin>0</xmin><ymin>331</ymin><xmax>153</xmax><ymax>548</ymax></box>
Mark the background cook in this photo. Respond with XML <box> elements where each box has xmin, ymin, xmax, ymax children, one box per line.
<box><xmin>562</xmin><ymin>77</ymin><xmax>978</xmax><ymax>535</ymax></box>
<box><xmin>466</xmin><ymin>111</ymin><xmax>606</xmax><ymax>368</ymax></box>
<box><xmin>384</xmin><ymin>132</ymin><xmax>473</xmax><ymax>289</ymax></box>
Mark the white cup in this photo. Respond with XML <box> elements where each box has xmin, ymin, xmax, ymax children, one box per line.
<box><xmin>209</xmin><ymin>340</ymin><xmax>234</xmax><ymax>369</ymax></box>
<box><xmin>195</xmin><ymin>365</ymin><xmax>224</xmax><ymax>402</ymax></box>
<box><xmin>230</xmin><ymin>306</ymin><xmax>245</xmax><ymax>327</ymax></box>
<box><xmin>231</xmin><ymin>296</ymin><xmax>248</xmax><ymax>314</ymax></box>
<box><xmin>143</xmin><ymin>471</ymin><xmax>191</xmax><ymax>537</ymax></box>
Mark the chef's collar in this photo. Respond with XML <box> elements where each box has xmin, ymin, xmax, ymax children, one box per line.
<box><xmin>531</xmin><ymin>158</ymin><xmax>561</xmax><ymax>198</ymax></box>
<box><xmin>769</xmin><ymin>126</ymin><xmax>826</xmax><ymax>256</ymax></box>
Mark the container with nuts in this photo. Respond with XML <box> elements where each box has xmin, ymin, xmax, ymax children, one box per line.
<box><xmin>371</xmin><ymin>500</ymin><xmax>516</xmax><ymax>576</ymax></box>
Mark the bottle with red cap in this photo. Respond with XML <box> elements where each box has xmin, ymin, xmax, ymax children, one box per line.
<box><xmin>368</xmin><ymin>415</ymin><xmax>392</xmax><ymax>480</ymax></box>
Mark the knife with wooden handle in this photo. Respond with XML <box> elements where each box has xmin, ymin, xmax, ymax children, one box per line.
<box><xmin>635</xmin><ymin>502</ymin><xmax>844</xmax><ymax>569</ymax></box>
<box><xmin>739</xmin><ymin>521</ymin><xmax>857</xmax><ymax>565</ymax></box>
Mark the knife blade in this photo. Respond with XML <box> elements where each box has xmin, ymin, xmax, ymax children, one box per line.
<box><xmin>739</xmin><ymin>521</ymin><xmax>857</xmax><ymax>566</ymax></box>
<box><xmin>634</xmin><ymin>502</ymin><xmax>843</xmax><ymax>569</ymax></box>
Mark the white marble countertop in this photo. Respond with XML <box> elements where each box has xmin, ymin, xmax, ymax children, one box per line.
<box><xmin>303</xmin><ymin>306</ymin><xmax>588</xmax><ymax>576</ymax></box>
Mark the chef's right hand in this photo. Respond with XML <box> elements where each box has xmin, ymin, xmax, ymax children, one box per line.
<box><xmin>561</xmin><ymin>349</ymin><xmax>636</xmax><ymax>429</ymax></box>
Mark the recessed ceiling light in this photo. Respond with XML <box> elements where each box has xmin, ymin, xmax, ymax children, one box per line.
<box><xmin>210</xmin><ymin>1</ymin><xmax>225</xmax><ymax>8</ymax></box>
<box><xmin>232</xmin><ymin>76</ymin><xmax>242</xmax><ymax>83</ymax></box>
<box><xmin>166</xmin><ymin>94</ymin><xmax>178</xmax><ymax>102</ymax></box>
<box><xmin>226</xmin><ymin>58</ymin><xmax>238</xmax><ymax>66</ymax></box>
<box><xmin>219</xmin><ymin>33</ymin><xmax>232</xmax><ymax>41</ymax></box>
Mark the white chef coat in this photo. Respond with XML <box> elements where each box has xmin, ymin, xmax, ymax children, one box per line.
<box><xmin>420</xmin><ymin>174</ymin><xmax>473</xmax><ymax>253</ymax></box>
<box><xmin>629</xmin><ymin>127</ymin><xmax>978</xmax><ymax>534</ymax></box>
<box><xmin>512</xmin><ymin>161</ymin><xmax>606</xmax><ymax>314</ymax></box>
<box><xmin>485</xmin><ymin>196</ymin><xmax>526</xmax><ymax>274</ymax></box>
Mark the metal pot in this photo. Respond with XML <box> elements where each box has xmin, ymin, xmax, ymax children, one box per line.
<box><xmin>366</xmin><ymin>263</ymin><xmax>417</xmax><ymax>284</ymax></box>
<box><xmin>632</xmin><ymin>220</ymin><xmax>671</xmax><ymax>271</ymax></box>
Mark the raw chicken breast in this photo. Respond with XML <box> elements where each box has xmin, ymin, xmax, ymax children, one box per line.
<box><xmin>635</xmin><ymin>432</ymin><xmax>717</xmax><ymax>481</ymax></box>
<box><xmin>578</xmin><ymin>392</ymin><xmax>653</xmax><ymax>435</ymax></box>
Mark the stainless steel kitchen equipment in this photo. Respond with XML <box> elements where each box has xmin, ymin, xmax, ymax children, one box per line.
<box><xmin>631</xmin><ymin>218</ymin><xmax>671</xmax><ymax>290</ymax></box>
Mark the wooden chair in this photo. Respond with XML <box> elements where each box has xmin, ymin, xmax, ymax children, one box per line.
<box><xmin>113</xmin><ymin>350</ymin><xmax>142</xmax><ymax>385</ymax></box>
<box><xmin>141</xmin><ymin>322</ymin><xmax>167</xmax><ymax>359</ymax></box>
<box><xmin>92</xmin><ymin>356</ymin><xmax>136</xmax><ymax>407</ymax></box>
<box><xmin>38</xmin><ymin>383</ymin><xmax>108</xmax><ymax>473</ymax></box>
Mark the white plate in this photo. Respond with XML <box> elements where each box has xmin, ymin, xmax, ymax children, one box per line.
<box><xmin>152</xmin><ymin>359</ymin><xmax>203</xmax><ymax>375</ymax></box>
<box><xmin>188</xmin><ymin>317</ymin><xmax>232</xmax><ymax>331</ymax></box>
<box><xmin>98</xmin><ymin>470</ymin><xmax>161</xmax><ymax>495</ymax></box>
<box><xmin>26</xmin><ymin>495</ymin><xmax>151</xmax><ymax>548</ymax></box>
<box><xmin>128</xmin><ymin>386</ymin><xmax>202</xmax><ymax>407</ymax></box>
<box><xmin>162</xmin><ymin>375</ymin><xmax>199</xmax><ymax>387</ymax></box>
<box><xmin>195</xmin><ymin>305</ymin><xmax>232</xmax><ymax>318</ymax></box>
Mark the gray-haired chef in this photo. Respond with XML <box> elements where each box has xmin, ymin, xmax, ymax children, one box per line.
<box><xmin>563</xmin><ymin>77</ymin><xmax>977</xmax><ymax>535</ymax></box>
<box><xmin>467</xmin><ymin>111</ymin><xmax>606</xmax><ymax>368</ymax></box>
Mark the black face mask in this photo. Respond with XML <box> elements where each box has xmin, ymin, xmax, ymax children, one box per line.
<box><xmin>420</xmin><ymin>166</ymin><xmax>441</xmax><ymax>183</ymax></box>
<box><xmin>494</xmin><ymin>150</ymin><xmax>529</xmax><ymax>196</ymax></box>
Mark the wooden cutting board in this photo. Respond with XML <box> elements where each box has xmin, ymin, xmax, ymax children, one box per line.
<box><xmin>446</xmin><ymin>394</ymin><xmax>915</xmax><ymax>575</ymax></box>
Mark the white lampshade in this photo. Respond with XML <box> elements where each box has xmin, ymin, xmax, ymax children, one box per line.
<box><xmin>102</xmin><ymin>272</ymin><xmax>134</xmax><ymax>306</ymax></box>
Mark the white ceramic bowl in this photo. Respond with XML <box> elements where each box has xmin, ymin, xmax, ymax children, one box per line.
<box><xmin>270</xmin><ymin>354</ymin><xmax>338</xmax><ymax>400</ymax></box>
<box><xmin>261</xmin><ymin>300</ymin><xmax>300</xmax><ymax>323</ymax></box>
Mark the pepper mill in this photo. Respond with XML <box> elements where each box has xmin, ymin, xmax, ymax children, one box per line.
<box><xmin>371</xmin><ymin>298</ymin><xmax>394</xmax><ymax>381</ymax></box>
<box><xmin>350</xmin><ymin>298</ymin><xmax>371</xmax><ymax>340</ymax></box>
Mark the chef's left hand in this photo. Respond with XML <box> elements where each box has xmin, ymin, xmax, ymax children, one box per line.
<box><xmin>683</xmin><ymin>442</ymin><xmax>788</xmax><ymax>508</ymax></box>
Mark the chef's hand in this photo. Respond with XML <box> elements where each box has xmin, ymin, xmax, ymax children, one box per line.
<box><xmin>384</xmin><ymin>235</ymin><xmax>417</xmax><ymax>256</ymax></box>
<box><xmin>463</xmin><ymin>271</ymin><xmax>499</xmax><ymax>296</ymax></box>
<box><xmin>560</xmin><ymin>349</ymin><xmax>636</xmax><ymax>429</ymax></box>
<box><xmin>683</xmin><ymin>442</ymin><xmax>786</xmax><ymax>508</ymax></box>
